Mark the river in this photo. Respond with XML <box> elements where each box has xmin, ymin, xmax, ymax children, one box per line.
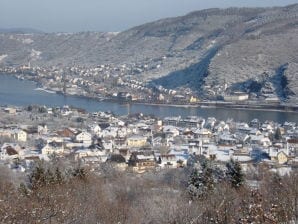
<box><xmin>0</xmin><ymin>74</ymin><xmax>297</xmax><ymax>123</ymax></box>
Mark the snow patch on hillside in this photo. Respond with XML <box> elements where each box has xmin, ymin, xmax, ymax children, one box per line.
<box><xmin>30</xmin><ymin>49</ymin><xmax>42</xmax><ymax>60</ymax></box>
<box><xmin>0</xmin><ymin>54</ymin><xmax>8</xmax><ymax>61</ymax></box>
<box><xmin>8</xmin><ymin>35</ymin><xmax>34</xmax><ymax>44</ymax></box>
<box><xmin>22</xmin><ymin>38</ymin><xmax>34</xmax><ymax>44</ymax></box>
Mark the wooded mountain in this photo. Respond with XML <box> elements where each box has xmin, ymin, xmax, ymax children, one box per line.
<box><xmin>0</xmin><ymin>4</ymin><xmax>298</xmax><ymax>102</ymax></box>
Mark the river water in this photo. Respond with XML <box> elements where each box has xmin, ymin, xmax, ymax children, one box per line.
<box><xmin>0</xmin><ymin>74</ymin><xmax>297</xmax><ymax>123</ymax></box>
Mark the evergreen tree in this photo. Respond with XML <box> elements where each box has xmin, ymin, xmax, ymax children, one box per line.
<box><xmin>187</xmin><ymin>168</ymin><xmax>202</xmax><ymax>198</ymax></box>
<box><xmin>203</xmin><ymin>167</ymin><xmax>215</xmax><ymax>191</ymax></box>
<box><xmin>188</xmin><ymin>165</ymin><xmax>214</xmax><ymax>199</ymax></box>
<box><xmin>29</xmin><ymin>163</ymin><xmax>65</xmax><ymax>190</ymax></box>
<box><xmin>29</xmin><ymin>163</ymin><xmax>46</xmax><ymax>190</ymax></box>
<box><xmin>198</xmin><ymin>155</ymin><xmax>208</xmax><ymax>169</ymax></box>
<box><xmin>226</xmin><ymin>159</ymin><xmax>244</xmax><ymax>189</ymax></box>
<box><xmin>72</xmin><ymin>167</ymin><xmax>87</xmax><ymax>180</ymax></box>
<box><xmin>274</xmin><ymin>127</ymin><xmax>282</xmax><ymax>141</ymax></box>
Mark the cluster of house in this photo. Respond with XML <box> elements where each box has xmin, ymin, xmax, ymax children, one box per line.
<box><xmin>1</xmin><ymin>65</ymin><xmax>198</xmax><ymax>104</ymax></box>
<box><xmin>1</xmin><ymin>106</ymin><xmax>298</xmax><ymax>174</ymax></box>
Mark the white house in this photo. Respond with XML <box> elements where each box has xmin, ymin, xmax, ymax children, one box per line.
<box><xmin>215</xmin><ymin>122</ymin><xmax>230</xmax><ymax>132</ymax></box>
<box><xmin>163</xmin><ymin>125</ymin><xmax>180</xmax><ymax>137</ymax></box>
<box><xmin>100</xmin><ymin>127</ymin><xmax>118</xmax><ymax>138</ymax></box>
<box><xmin>41</xmin><ymin>141</ymin><xmax>64</xmax><ymax>155</ymax></box>
<box><xmin>118</xmin><ymin>120</ymin><xmax>125</xmax><ymax>126</ymax></box>
<box><xmin>269</xmin><ymin>148</ymin><xmax>289</xmax><ymax>164</ymax></box>
<box><xmin>158</xmin><ymin>154</ymin><xmax>180</xmax><ymax>168</ymax></box>
<box><xmin>168</xmin><ymin>148</ymin><xmax>189</xmax><ymax>166</ymax></box>
<box><xmin>195</xmin><ymin>128</ymin><xmax>212</xmax><ymax>139</ymax></box>
<box><xmin>38</xmin><ymin>124</ymin><xmax>48</xmax><ymax>135</ymax></box>
<box><xmin>11</xmin><ymin>129</ymin><xmax>27</xmax><ymax>142</ymax></box>
<box><xmin>250</xmin><ymin>135</ymin><xmax>271</xmax><ymax>147</ymax></box>
<box><xmin>74</xmin><ymin>148</ymin><xmax>107</xmax><ymax>160</ymax></box>
<box><xmin>102</xmin><ymin>139</ymin><xmax>114</xmax><ymax>151</ymax></box>
<box><xmin>75</xmin><ymin>131</ymin><xmax>92</xmax><ymax>145</ymax></box>
<box><xmin>88</xmin><ymin>124</ymin><xmax>101</xmax><ymax>136</ymax></box>
<box><xmin>117</xmin><ymin>127</ymin><xmax>128</xmax><ymax>138</ymax></box>
<box><xmin>224</xmin><ymin>92</ymin><xmax>249</xmax><ymax>102</ymax></box>
<box><xmin>261</xmin><ymin>123</ymin><xmax>274</xmax><ymax>133</ymax></box>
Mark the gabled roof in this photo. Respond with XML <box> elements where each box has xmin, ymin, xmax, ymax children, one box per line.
<box><xmin>49</xmin><ymin>141</ymin><xmax>63</xmax><ymax>148</ymax></box>
<box><xmin>288</xmin><ymin>139</ymin><xmax>298</xmax><ymax>144</ymax></box>
<box><xmin>76</xmin><ymin>131</ymin><xmax>92</xmax><ymax>136</ymax></box>
<box><xmin>160</xmin><ymin>154</ymin><xmax>177</xmax><ymax>162</ymax></box>
<box><xmin>1</xmin><ymin>143</ymin><xmax>21</xmax><ymax>153</ymax></box>
<box><xmin>107</xmin><ymin>154</ymin><xmax>126</xmax><ymax>163</ymax></box>
<box><xmin>6</xmin><ymin>146</ymin><xmax>18</xmax><ymax>156</ymax></box>
<box><xmin>269</xmin><ymin>148</ymin><xmax>288</xmax><ymax>157</ymax></box>
<box><xmin>57</xmin><ymin>128</ymin><xmax>76</xmax><ymax>137</ymax></box>
<box><xmin>131</xmin><ymin>151</ymin><xmax>155</xmax><ymax>161</ymax></box>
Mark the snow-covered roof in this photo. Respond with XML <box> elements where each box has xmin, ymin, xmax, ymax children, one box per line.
<box><xmin>136</xmin><ymin>154</ymin><xmax>154</xmax><ymax>160</ymax></box>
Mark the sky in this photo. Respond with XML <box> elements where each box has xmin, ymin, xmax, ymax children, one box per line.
<box><xmin>0</xmin><ymin>0</ymin><xmax>297</xmax><ymax>33</ymax></box>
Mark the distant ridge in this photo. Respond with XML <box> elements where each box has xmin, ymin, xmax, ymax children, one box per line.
<box><xmin>0</xmin><ymin>28</ymin><xmax>44</xmax><ymax>34</ymax></box>
<box><xmin>0</xmin><ymin>4</ymin><xmax>298</xmax><ymax>103</ymax></box>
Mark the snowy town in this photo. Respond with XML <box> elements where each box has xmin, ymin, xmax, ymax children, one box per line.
<box><xmin>1</xmin><ymin>64</ymin><xmax>292</xmax><ymax>108</ymax></box>
<box><xmin>1</xmin><ymin>105</ymin><xmax>298</xmax><ymax>175</ymax></box>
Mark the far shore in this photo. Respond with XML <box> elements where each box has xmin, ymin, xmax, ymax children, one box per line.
<box><xmin>128</xmin><ymin>101</ymin><xmax>298</xmax><ymax>114</ymax></box>
<box><xmin>1</xmin><ymin>72</ymin><xmax>298</xmax><ymax>114</ymax></box>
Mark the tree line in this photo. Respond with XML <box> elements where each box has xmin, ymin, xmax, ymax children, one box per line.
<box><xmin>0</xmin><ymin>158</ymin><xmax>297</xmax><ymax>223</ymax></box>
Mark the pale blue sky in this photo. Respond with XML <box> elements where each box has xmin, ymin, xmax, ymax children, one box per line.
<box><xmin>0</xmin><ymin>0</ymin><xmax>297</xmax><ymax>32</ymax></box>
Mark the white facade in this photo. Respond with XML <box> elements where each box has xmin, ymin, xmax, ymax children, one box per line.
<box><xmin>41</xmin><ymin>142</ymin><xmax>64</xmax><ymax>155</ymax></box>
<box><xmin>224</xmin><ymin>94</ymin><xmax>249</xmax><ymax>102</ymax></box>
<box><xmin>11</xmin><ymin>129</ymin><xmax>27</xmax><ymax>142</ymax></box>
<box><xmin>75</xmin><ymin>131</ymin><xmax>92</xmax><ymax>145</ymax></box>
<box><xmin>88</xmin><ymin>124</ymin><xmax>101</xmax><ymax>136</ymax></box>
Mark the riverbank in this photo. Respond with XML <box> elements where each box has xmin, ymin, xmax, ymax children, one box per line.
<box><xmin>104</xmin><ymin>99</ymin><xmax>298</xmax><ymax>114</ymax></box>
<box><xmin>197</xmin><ymin>101</ymin><xmax>298</xmax><ymax>113</ymax></box>
<box><xmin>1</xmin><ymin>73</ymin><xmax>298</xmax><ymax>122</ymax></box>
<box><xmin>52</xmin><ymin>93</ymin><xmax>298</xmax><ymax>115</ymax></box>
<box><xmin>2</xmin><ymin>72</ymin><xmax>298</xmax><ymax>114</ymax></box>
